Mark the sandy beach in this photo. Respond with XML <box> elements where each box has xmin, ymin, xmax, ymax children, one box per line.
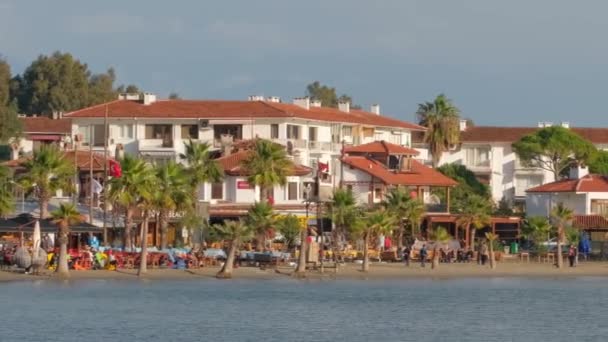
<box><xmin>3</xmin><ymin>261</ymin><xmax>608</xmax><ymax>282</ymax></box>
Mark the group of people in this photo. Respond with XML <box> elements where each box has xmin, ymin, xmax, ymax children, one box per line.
<box><xmin>400</xmin><ymin>240</ymin><xmax>493</xmax><ymax>267</ymax></box>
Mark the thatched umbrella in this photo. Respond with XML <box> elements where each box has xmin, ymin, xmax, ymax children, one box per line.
<box><xmin>30</xmin><ymin>221</ymin><xmax>47</xmax><ymax>274</ymax></box>
<box><xmin>13</xmin><ymin>247</ymin><xmax>31</xmax><ymax>269</ymax></box>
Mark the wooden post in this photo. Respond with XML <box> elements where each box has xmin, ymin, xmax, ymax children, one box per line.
<box><xmin>446</xmin><ymin>187</ymin><xmax>451</xmax><ymax>213</ymax></box>
<box><xmin>492</xmin><ymin>221</ymin><xmax>496</xmax><ymax>235</ymax></box>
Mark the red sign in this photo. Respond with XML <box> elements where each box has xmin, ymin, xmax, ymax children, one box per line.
<box><xmin>237</xmin><ymin>181</ymin><xmax>253</xmax><ymax>189</ymax></box>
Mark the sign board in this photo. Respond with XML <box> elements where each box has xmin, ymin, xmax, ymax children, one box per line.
<box><xmin>237</xmin><ymin>180</ymin><xmax>253</xmax><ymax>189</ymax></box>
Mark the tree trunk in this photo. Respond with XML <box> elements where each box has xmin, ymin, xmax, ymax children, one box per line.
<box><xmin>137</xmin><ymin>212</ymin><xmax>149</xmax><ymax>276</ymax></box>
<box><xmin>432</xmin><ymin>247</ymin><xmax>439</xmax><ymax>269</ymax></box>
<box><xmin>470</xmin><ymin>226</ymin><xmax>476</xmax><ymax>253</ymax></box>
<box><xmin>40</xmin><ymin>197</ymin><xmax>49</xmax><ymax>219</ymax></box>
<box><xmin>55</xmin><ymin>223</ymin><xmax>70</xmax><ymax>277</ymax></box>
<box><xmin>260</xmin><ymin>185</ymin><xmax>267</xmax><ymax>203</ymax></box>
<box><xmin>294</xmin><ymin>229</ymin><xmax>307</xmax><ymax>276</ymax></box>
<box><xmin>489</xmin><ymin>243</ymin><xmax>496</xmax><ymax>269</ymax></box>
<box><xmin>217</xmin><ymin>239</ymin><xmax>237</xmax><ymax>279</ymax></box>
<box><xmin>397</xmin><ymin>220</ymin><xmax>404</xmax><ymax>250</ymax></box>
<box><xmin>159</xmin><ymin>211</ymin><xmax>169</xmax><ymax>250</ymax></box>
<box><xmin>362</xmin><ymin>234</ymin><xmax>370</xmax><ymax>272</ymax></box>
<box><xmin>124</xmin><ymin>208</ymin><xmax>133</xmax><ymax>251</ymax></box>
<box><xmin>556</xmin><ymin>226</ymin><xmax>563</xmax><ymax>268</ymax></box>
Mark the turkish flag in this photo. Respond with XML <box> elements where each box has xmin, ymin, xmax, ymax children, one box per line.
<box><xmin>109</xmin><ymin>160</ymin><xmax>122</xmax><ymax>178</ymax></box>
<box><xmin>318</xmin><ymin>161</ymin><xmax>329</xmax><ymax>173</ymax></box>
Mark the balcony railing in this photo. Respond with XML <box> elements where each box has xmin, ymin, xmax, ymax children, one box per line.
<box><xmin>139</xmin><ymin>138</ymin><xmax>174</xmax><ymax>149</ymax></box>
<box><xmin>272</xmin><ymin>138</ymin><xmax>308</xmax><ymax>149</ymax></box>
<box><xmin>425</xmin><ymin>204</ymin><xmax>448</xmax><ymax>213</ymax></box>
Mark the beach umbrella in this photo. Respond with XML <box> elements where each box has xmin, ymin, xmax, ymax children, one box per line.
<box><xmin>32</xmin><ymin>220</ymin><xmax>41</xmax><ymax>252</ymax></box>
<box><xmin>13</xmin><ymin>247</ymin><xmax>31</xmax><ymax>269</ymax></box>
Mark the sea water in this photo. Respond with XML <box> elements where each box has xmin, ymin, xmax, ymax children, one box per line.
<box><xmin>1</xmin><ymin>277</ymin><xmax>606</xmax><ymax>342</ymax></box>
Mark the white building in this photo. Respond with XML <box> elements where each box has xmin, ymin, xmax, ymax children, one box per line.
<box><xmin>12</xmin><ymin>116</ymin><xmax>72</xmax><ymax>158</ymax></box>
<box><xmin>63</xmin><ymin>93</ymin><xmax>424</xmax><ymax>213</ymax></box>
<box><xmin>414</xmin><ymin>121</ymin><xmax>608</xmax><ymax>208</ymax></box>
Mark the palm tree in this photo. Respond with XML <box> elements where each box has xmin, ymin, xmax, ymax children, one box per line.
<box><xmin>522</xmin><ymin>216</ymin><xmax>553</xmax><ymax>246</ymax></box>
<box><xmin>404</xmin><ymin>197</ymin><xmax>425</xmax><ymax>239</ymax></box>
<box><xmin>430</xmin><ymin>226</ymin><xmax>451</xmax><ymax>269</ymax></box>
<box><xmin>485</xmin><ymin>232</ymin><xmax>498</xmax><ymax>269</ymax></box>
<box><xmin>136</xmin><ymin>167</ymin><xmax>157</xmax><ymax>276</ymax></box>
<box><xmin>212</xmin><ymin>220</ymin><xmax>254</xmax><ymax>279</ymax></box>
<box><xmin>276</xmin><ymin>215</ymin><xmax>301</xmax><ymax>252</ymax></box>
<box><xmin>51</xmin><ymin>203</ymin><xmax>83</xmax><ymax>277</ymax></box>
<box><xmin>19</xmin><ymin>146</ymin><xmax>74</xmax><ymax>219</ymax></box>
<box><xmin>416</xmin><ymin>94</ymin><xmax>461</xmax><ymax>167</ymax></box>
<box><xmin>179</xmin><ymin>140</ymin><xmax>222</xmax><ymax>210</ymax></box>
<box><xmin>242</xmin><ymin>139</ymin><xmax>293</xmax><ymax>203</ymax></box>
<box><xmin>108</xmin><ymin>155</ymin><xmax>153</xmax><ymax>250</ymax></box>
<box><xmin>456</xmin><ymin>194</ymin><xmax>491</xmax><ymax>248</ymax></box>
<box><xmin>328</xmin><ymin>188</ymin><xmax>357</xmax><ymax>258</ymax></box>
<box><xmin>383</xmin><ymin>188</ymin><xmax>409</xmax><ymax>250</ymax></box>
<box><xmin>0</xmin><ymin>166</ymin><xmax>14</xmax><ymax>218</ymax></box>
<box><xmin>352</xmin><ymin>208</ymin><xmax>396</xmax><ymax>272</ymax></box>
<box><xmin>246</xmin><ymin>201</ymin><xmax>276</xmax><ymax>251</ymax></box>
<box><xmin>153</xmin><ymin>161</ymin><xmax>192</xmax><ymax>249</ymax></box>
<box><xmin>551</xmin><ymin>202</ymin><xmax>574</xmax><ymax>269</ymax></box>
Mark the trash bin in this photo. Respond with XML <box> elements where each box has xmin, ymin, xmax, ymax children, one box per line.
<box><xmin>510</xmin><ymin>242</ymin><xmax>519</xmax><ymax>254</ymax></box>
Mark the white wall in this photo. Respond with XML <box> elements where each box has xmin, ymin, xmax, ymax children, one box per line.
<box><xmin>526</xmin><ymin>192</ymin><xmax>587</xmax><ymax>217</ymax></box>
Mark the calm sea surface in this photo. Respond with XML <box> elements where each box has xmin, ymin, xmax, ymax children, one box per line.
<box><xmin>1</xmin><ymin>277</ymin><xmax>607</xmax><ymax>342</ymax></box>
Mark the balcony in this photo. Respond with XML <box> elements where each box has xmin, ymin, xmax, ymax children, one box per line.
<box><xmin>425</xmin><ymin>204</ymin><xmax>448</xmax><ymax>213</ymax></box>
<box><xmin>308</xmin><ymin>141</ymin><xmax>342</xmax><ymax>153</ymax></box>
<box><xmin>272</xmin><ymin>138</ymin><xmax>308</xmax><ymax>149</ymax></box>
<box><xmin>138</xmin><ymin>138</ymin><xmax>175</xmax><ymax>150</ymax></box>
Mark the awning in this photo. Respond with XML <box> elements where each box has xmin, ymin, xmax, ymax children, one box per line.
<box><xmin>27</xmin><ymin>134</ymin><xmax>62</xmax><ymax>141</ymax></box>
<box><xmin>0</xmin><ymin>214</ymin><xmax>102</xmax><ymax>234</ymax></box>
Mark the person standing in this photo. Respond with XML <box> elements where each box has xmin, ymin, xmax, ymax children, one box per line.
<box><xmin>402</xmin><ymin>245</ymin><xmax>411</xmax><ymax>267</ymax></box>
<box><xmin>568</xmin><ymin>245</ymin><xmax>577</xmax><ymax>267</ymax></box>
<box><xmin>420</xmin><ymin>245</ymin><xmax>427</xmax><ymax>268</ymax></box>
<box><xmin>480</xmin><ymin>241</ymin><xmax>489</xmax><ymax>266</ymax></box>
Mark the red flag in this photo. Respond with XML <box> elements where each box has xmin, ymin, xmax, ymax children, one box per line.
<box><xmin>318</xmin><ymin>161</ymin><xmax>329</xmax><ymax>173</ymax></box>
<box><xmin>109</xmin><ymin>160</ymin><xmax>122</xmax><ymax>178</ymax></box>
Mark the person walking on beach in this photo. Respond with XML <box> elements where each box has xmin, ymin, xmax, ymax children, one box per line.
<box><xmin>480</xmin><ymin>241</ymin><xmax>489</xmax><ymax>266</ymax></box>
<box><xmin>568</xmin><ymin>245</ymin><xmax>577</xmax><ymax>267</ymax></box>
<box><xmin>420</xmin><ymin>245</ymin><xmax>427</xmax><ymax>268</ymax></box>
<box><xmin>402</xmin><ymin>245</ymin><xmax>411</xmax><ymax>267</ymax></box>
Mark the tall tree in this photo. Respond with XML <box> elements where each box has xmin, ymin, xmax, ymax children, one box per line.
<box><xmin>351</xmin><ymin>207</ymin><xmax>396</xmax><ymax>272</ymax></box>
<box><xmin>0</xmin><ymin>166</ymin><xmax>14</xmax><ymax>218</ymax></box>
<box><xmin>522</xmin><ymin>216</ymin><xmax>554</xmax><ymax>248</ymax></box>
<box><xmin>115</xmin><ymin>84</ymin><xmax>140</xmax><ymax>94</ymax></box>
<box><xmin>436</xmin><ymin>164</ymin><xmax>489</xmax><ymax>209</ymax></box>
<box><xmin>0</xmin><ymin>102</ymin><xmax>22</xmax><ymax>144</ymax></box>
<box><xmin>0</xmin><ymin>58</ymin><xmax>10</xmax><ymax>107</ymax></box>
<box><xmin>19</xmin><ymin>146</ymin><xmax>74</xmax><ymax>219</ymax></box>
<box><xmin>212</xmin><ymin>220</ymin><xmax>254</xmax><ymax>279</ymax></box>
<box><xmin>168</xmin><ymin>92</ymin><xmax>181</xmax><ymax>100</ymax></box>
<box><xmin>179</xmin><ymin>140</ymin><xmax>223</xmax><ymax>211</ymax></box>
<box><xmin>455</xmin><ymin>193</ymin><xmax>491</xmax><ymax>248</ymax></box>
<box><xmin>305</xmin><ymin>81</ymin><xmax>358</xmax><ymax>108</ymax></box>
<box><xmin>153</xmin><ymin>161</ymin><xmax>192</xmax><ymax>249</ymax></box>
<box><xmin>276</xmin><ymin>214</ymin><xmax>302</xmax><ymax>252</ymax></box>
<box><xmin>513</xmin><ymin>126</ymin><xmax>597</xmax><ymax>181</ymax></box>
<box><xmin>485</xmin><ymin>232</ymin><xmax>498</xmax><ymax>269</ymax></box>
<box><xmin>242</xmin><ymin>139</ymin><xmax>293</xmax><ymax>203</ymax></box>
<box><xmin>246</xmin><ymin>201</ymin><xmax>276</xmax><ymax>251</ymax></box>
<box><xmin>108</xmin><ymin>155</ymin><xmax>154</xmax><ymax>250</ymax></box>
<box><xmin>88</xmin><ymin>68</ymin><xmax>118</xmax><ymax>105</ymax></box>
<box><xmin>51</xmin><ymin>203</ymin><xmax>83</xmax><ymax>277</ymax></box>
<box><xmin>550</xmin><ymin>202</ymin><xmax>573</xmax><ymax>269</ymax></box>
<box><xmin>588</xmin><ymin>150</ymin><xmax>608</xmax><ymax>175</ymax></box>
<box><xmin>416</xmin><ymin>94</ymin><xmax>461</xmax><ymax>167</ymax></box>
<box><xmin>383</xmin><ymin>187</ymin><xmax>412</xmax><ymax>250</ymax></box>
<box><xmin>328</xmin><ymin>188</ymin><xmax>357</xmax><ymax>258</ymax></box>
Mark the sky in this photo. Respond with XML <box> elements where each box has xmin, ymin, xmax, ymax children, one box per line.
<box><xmin>1</xmin><ymin>0</ymin><xmax>607</xmax><ymax>126</ymax></box>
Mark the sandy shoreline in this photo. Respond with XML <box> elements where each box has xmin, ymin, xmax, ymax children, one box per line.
<box><xmin>3</xmin><ymin>261</ymin><xmax>608</xmax><ymax>283</ymax></box>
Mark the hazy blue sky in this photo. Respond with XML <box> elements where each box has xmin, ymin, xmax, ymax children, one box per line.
<box><xmin>1</xmin><ymin>0</ymin><xmax>606</xmax><ymax>126</ymax></box>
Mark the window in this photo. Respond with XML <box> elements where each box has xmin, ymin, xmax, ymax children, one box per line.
<box><xmin>116</xmin><ymin>124</ymin><xmax>133</xmax><ymax>139</ymax></box>
<box><xmin>374</xmin><ymin>187</ymin><xmax>383</xmax><ymax>199</ymax></box>
<box><xmin>287</xmin><ymin>125</ymin><xmax>301</xmax><ymax>139</ymax></box>
<box><xmin>270</xmin><ymin>124</ymin><xmax>279</xmax><ymax>139</ymax></box>
<box><xmin>515</xmin><ymin>175</ymin><xmax>543</xmax><ymax>196</ymax></box>
<box><xmin>211</xmin><ymin>183</ymin><xmax>223</xmax><ymax>200</ymax></box>
<box><xmin>77</xmin><ymin>126</ymin><xmax>90</xmax><ymax>145</ymax></box>
<box><xmin>214</xmin><ymin>124</ymin><xmax>242</xmax><ymax>140</ymax></box>
<box><xmin>362</xmin><ymin>127</ymin><xmax>374</xmax><ymax>138</ymax></box>
<box><xmin>287</xmin><ymin>182</ymin><xmax>298</xmax><ymax>200</ymax></box>
<box><xmin>374</xmin><ymin>133</ymin><xmax>383</xmax><ymax>141</ymax></box>
<box><xmin>181</xmin><ymin>124</ymin><xmax>199</xmax><ymax>140</ymax></box>
<box><xmin>308</xmin><ymin>127</ymin><xmax>318</xmax><ymax>142</ymax></box>
<box><xmin>92</xmin><ymin>124</ymin><xmax>105</xmax><ymax>147</ymax></box>
<box><xmin>302</xmin><ymin>182</ymin><xmax>317</xmax><ymax>199</ymax></box>
<box><xmin>145</xmin><ymin>124</ymin><xmax>172</xmax><ymax>140</ymax></box>
<box><xmin>592</xmin><ymin>200</ymin><xmax>608</xmax><ymax>216</ymax></box>
<box><xmin>465</xmin><ymin>147</ymin><xmax>490</xmax><ymax>167</ymax></box>
<box><xmin>342</xmin><ymin>126</ymin><xmax>352</xmax><ymax>137</ymax></box>
<box><xmin>389</xmin><ymin>133</ymin><xmax>402</xmax><ymax>145</ymax></box>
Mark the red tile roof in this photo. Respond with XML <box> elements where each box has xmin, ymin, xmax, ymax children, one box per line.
<box><xmin>573</xmin><ymin>215</ymin><xmax>608</xmax><ymax>230</ymax></box>
<box><xmin>64</xmin><ymin>99</ymin><xmax>424</xmax><ymax>131</ymax></box>
<box><xmin>526</xmin><ymin>174</ymin><xmax>608</xmax><ymax>193</ymax></box>
<box><xmin>343</xmin><ymin>140</ymin><xmax>419</xmax><ymax>156</ymax></box>
<box><xmin>20</xmin><ymin>117</ymin><xmax>72</xmax><ymax>134</ymax></box>
<box><xmin>215</xmin><ymin>151</ymin><xmax>312</xmax><ymax>177</ymax></box>
<box><xmin>341</xmin><ymin>156</ymin><xmax>457</xmax><ymax>187</ymax></box>
<box><xmin>4</xmin><ymin>150</ymin><xmax>114</xmax><ymax>171</ymax></box>
<box><xmin>414</xmin><ymin>126</ymin><xmax>608</xmax><ymax>144</ymax></box>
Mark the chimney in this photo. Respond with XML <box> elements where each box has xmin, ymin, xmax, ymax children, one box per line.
<box><xmin>338</xmin><ymin>101</ymin><xmax>350</xmax><ymax>113</ymax></box>
<box><xmin>561</xmin><ymin>121</ymin><xmax>570</xmax><ymax>129</ymax></box>
<box><xmin>310</xmin><ymin>99</ymin><xmax>322</xmax><ymax>108</ymax></box>
<box><xmin>248</xmin><ymin>95</ymin><xmax>265</xmax><ymax>101</ymax></box>
<box><xmin>140</xmin><ymin>92</ymin><xmax>157</xmax><ymax>105</ymax></box>
<box><xmin>220</xmin><ymin>134</ymin><xmax>234</xmax><ymax>156</ymax></box>
<box><xmin>459</xmin><ymin>119</ymin><xmax>468</xmax><ymax>132</ymax></box>
<box><xmin>266</xmin><ymin>96</ymin><xmax>281</xmax><ymax>103</ymax></box>
<box><xmin>569</xmin><ymin>164</ymin><xmax>589</xmax><ymax>179</ymax></box>
<box><xmin>370</xmin><ymin>104</ymin><xmax>380</xmax><ymax>115</ymax></box>
<box><xmin>293</xmin><ymin>97</ymin><xmax>310</xmax><ymax>110</ymax></box>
